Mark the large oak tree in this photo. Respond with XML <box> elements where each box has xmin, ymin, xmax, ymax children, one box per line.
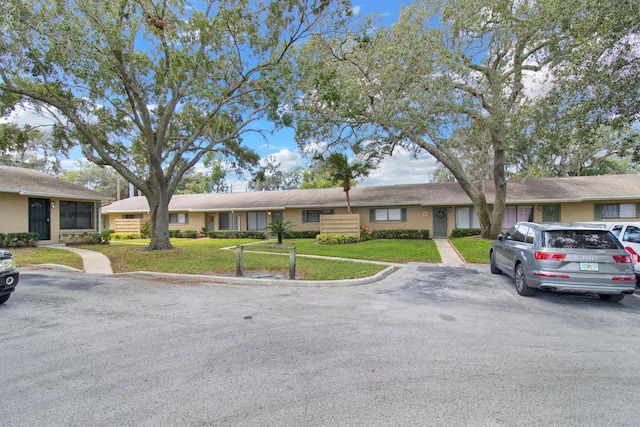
<box><xmin>292</xmin><ymin>0</ymin><xmax>639</xmax><ymax>238</ymax></box>
<box><xmin>0</xmin><ymin>0</ymin><xmax>351</xmax><ymax>250</ymax></box>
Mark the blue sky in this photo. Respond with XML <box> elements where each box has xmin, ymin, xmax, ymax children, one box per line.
<box><xmin>5</xmin><ymin>1</ymin><xmax>440</xmax><ymax>190</ymax></box>
<box><xmin>226</xmin><ymin>1</ymin><xmax>440</xmax><ymax>190</ymax></box>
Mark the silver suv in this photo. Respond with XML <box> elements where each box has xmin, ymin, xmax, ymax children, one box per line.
<box><xmin>490</xmin><ymin>222</ymin><xmax>636</xmax><ymax>302</ymax></box>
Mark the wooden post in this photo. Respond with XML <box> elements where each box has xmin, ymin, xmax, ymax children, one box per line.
<box><xmin>289</xmin><ymin>247</ymin><xmax>296</xmax><ymax>280</ymax></box>
<box><xmin>236</xmin><ymin>245</ymin><xmax>244</xmax><ymax>277</ymax></box>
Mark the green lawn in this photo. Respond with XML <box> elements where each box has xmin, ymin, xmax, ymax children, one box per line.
<box><xmin>11</xmin><ymin>247</ymin><xmax>84</xmax><ymax>270</ymax></box>
<box><xmin>449</xmin><ymin>236</ymin><xmax>492</xmax><ymax>264</ymax></box>
<box><xmin>243</xmin><ymin>238</ymin><xmax>441</xmax><ymax>264</ymax></box>
<box><xmin>80</xmin><ymin>238</ymin><xmax>393</xmax><ymax>280</ymax></box>
<box><xmin>11</xmin><ymin>237</ymin><xmax>444</xmax><ymax>280</ymax></box>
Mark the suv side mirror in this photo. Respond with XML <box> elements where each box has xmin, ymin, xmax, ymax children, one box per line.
<box><xmin>498</xmin><ymin>233</ymin><xmax>504</xmax><ymax>241</ymax></box>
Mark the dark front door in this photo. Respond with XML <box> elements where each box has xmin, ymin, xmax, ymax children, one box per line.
<box><xmin>29</xmin><ymin>198</ymin><xmax>50</xmax><ymax>240</ymax></box>
<box><xmin>433</xmin><ymin>206</ymin><xmax>448</xmax><ymax>238</ymax></box>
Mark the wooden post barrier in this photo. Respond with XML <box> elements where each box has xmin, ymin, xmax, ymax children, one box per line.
<box><xmin>236</xmin><ymin>245</ymin><xmax>244</xmax><ymax>277</ymax></box>
<box><xmin>289</xmin><ymin>247</ymin><xmax>296</xmax><ymax>279</ymax></box>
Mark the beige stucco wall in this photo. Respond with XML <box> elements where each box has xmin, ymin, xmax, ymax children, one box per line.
<box><xmin>100</xmin><ymin>199</ymin><xmax>640</xmax><ymax>239</ymax></box>
<box><xmin>104</xmin><ymin>205</ymin><xmax>448</xmax><ymax>236</ymax></box>
<box><xmin>1</xmin><ymin>193</ymin><xmax>101</xmax><ymax>243</ymax></box>
<box><xmin>0</xmin><ymin>193</ymin><xmax>29</xmax><ymax>234</ymax></box>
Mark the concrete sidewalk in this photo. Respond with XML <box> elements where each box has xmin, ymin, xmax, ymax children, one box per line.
<box><xmin>41</xmin><ymin>245</ymin><xmax>113</xmax><ymax>275</ymax></box>
<box><xmin>433</xmin><ymin>239</ymin><xmax>466</xmax><ymax>264</ymax></box>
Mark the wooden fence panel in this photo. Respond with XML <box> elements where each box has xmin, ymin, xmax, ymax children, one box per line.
<box><xmin>320</xmin><ymin>214</ymin><xmax>360</xmax><ymax>235</ymax></box>
<box><xmin>114</xmin><ymin>219</ymin><xmax>141</xmax><ymax>235</ymax></box>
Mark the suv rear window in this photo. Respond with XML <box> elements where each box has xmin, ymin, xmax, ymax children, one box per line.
<box><xmin>543</xmin><ymin>230</ymin><xmax>622</xmax><ymax>249</ymax></box>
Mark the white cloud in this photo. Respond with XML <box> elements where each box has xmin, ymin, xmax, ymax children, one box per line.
<box><xmin>268</xmin><ymin>148</ymin><xmax>303</xmax><ymax>169</ymax></box>
<box><xmin>352</xmin><ymin>5</ymin><xmax>361</xmax><ymax>16</ymax></box>
<box><xmin>360</xmin><ymin>148</ymin><xmax>439</xmax><ymax>186</ymax></box>
<box><xmin>1</xmin><ymin>104</ymin><xmax>57</xmax><ymax>127</ymax></box>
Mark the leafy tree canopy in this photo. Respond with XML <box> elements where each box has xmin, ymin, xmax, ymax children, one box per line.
<box><xmin>0</xmin><ymin>0</ymin><xmax>352</xmax><ymax>249</ymax></box>
<box><xmin>292</xmin><ymin>0</ymin><xmax>639</xmax><ymax>238</ymax></box>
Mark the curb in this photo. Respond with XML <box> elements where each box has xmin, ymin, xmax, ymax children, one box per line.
<box><xmin>117</xmin><ymin>265</ymin><xmax>401</xmax><ymax>288</ymax></box>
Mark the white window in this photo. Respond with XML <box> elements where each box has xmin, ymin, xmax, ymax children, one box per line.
<box><xmin>219</xmin><ymin>212</ymin><xmax>240</xmax><ymax>230</ymax></box>
<box><xmin>169</xmin><ymin>213</ymin><xmax>188</xmax><ymax>224</ymax></box>
<box><xmin>247</xmin><ymin>211</ymin><xmax>268</xmax><ymax>230</ymax></box>
<box><xmin>455</xmin><ymin>207</ymin><xmax>480</xmax><ymax>228</ymax></box>
<box><xmin>501</xmin><ymin>206</ymin><xmax>533</xmax><ymax>229</ymax></box>
<box><xmin>602</xmin><ymin>203</ymin><xmax>638</xmax><ymax>219</ymax></box>
<box><xmin>375</xmin><ymin>208</ymin><xmax>402</xmax><ymax>221</ymax></box>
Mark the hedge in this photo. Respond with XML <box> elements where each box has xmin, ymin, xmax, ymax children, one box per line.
<box><xmin>371</xmin><ymin>229</ymin><xmax>430</xmax><ymax>240</ymax></box>
<box><xmin>208</xmin><ymin>231</ymin><xmax>267</xmax><ymax>239</ymax></box>
<box><xmin>287</xmin><ymin>230</ymin><xmax>320</xmax><ymax>239</ymax></box>
<box><xmin>169</xmin><ymin>230</ymin><xmax>200</xmax><ymax>239</ymax></box>
<box><xmin>0</xmin><ymin>232</ymin><xmax>39</xmax><ymax>248</ymax></box>
<box><xmin>59</xmin><ymin>232</ymin><xmax>102</xmax><ymax>245</ymax></box>
<box><xmin>112</xmin><ymin>233</ymin><xmax>141</xmax><ymax>240</ymax></box>
<box><xmin>316</xmin><ymin>233</ymin><xmax>359</xmax><ymax>245</ymax></box>
<box><xmin>450</xmin><ymin>228</ymin><xmax>482</xmax><ymax>238</ymax></box>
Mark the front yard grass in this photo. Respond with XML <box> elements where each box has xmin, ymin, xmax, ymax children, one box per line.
<box><xmin>11</xmin><ymin>247</ymin><xmax>84</xmax><ymax>270</ymax></box>
<box><xmin>244</xmin><ymin>238</ymin><xmax>441</xmax><ymax>264</ymax></box>
<box><xmin>12</xmin><ymin>237</ymin><xmax>441</xmax><ymax>280</ymax></box>
<box><xmin>449</xmin><ymin>236</ymin><xmax>492</xmax><ymax>264</ymax></box>
<box><xmin>80</xmin><ymin>239</ymin><xmax>390</xmax><ymax>280</ymax></box>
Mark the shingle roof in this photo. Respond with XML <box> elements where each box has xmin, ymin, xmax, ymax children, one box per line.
<box><xmin>0</xmin><ymin>165</ymin><xmax>112</xmax><ymax>201</ymax></box>
<box><xmin>101</xmin><ymin>174</ymin><xmax>640</xmax><ymax>213</ymax></box>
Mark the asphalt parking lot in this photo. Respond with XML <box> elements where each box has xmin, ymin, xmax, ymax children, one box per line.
<box><xmin>3</xmin><ymin>265</ymin><xmax>640</xmax><ymax>426</ymax></box>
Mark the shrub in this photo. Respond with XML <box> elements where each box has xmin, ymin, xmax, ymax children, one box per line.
<box><xmin>371</xmin><ymin>229</ymin><xmax>430</xmax><ymax>240</ymax></box>
<box><xmin>316</xmin><ymin>233</ymin><xmax>359</xmax><ymax>245</ymax></box>
<box><xmin>360</xmin><ymin>225</ymin><xmax>373</xmax><ymax>241</ymax></box>
<box><xmin>60</xmin><ymin>232</ymin><xmax>102</xmax><ymax>245</ymax></box>
<box><xmin>287</xmin><ymin>230</ymin><xmax>319</xmax><ymax>239</ymax></box>
<box><xmin>182</xmin><ymin>230</ymin><xmax>199</xmax><ymax>239</ymax></box>
<box><xmin>112</xmin><ymin>233</ymin><xmax>141</xmax><ymax>240</ymax></box>
<box><xmin>140</xmin><ymin>223</ymin><xmax>151</xmax><ymax>238</ymax></box>
<box><xmin>208</xmin><ymin>231</ymin><xmax>267</xmax><ymax>239</ymax></box>
<box><xmin>101</xmin><ymin>229</ymin><xmax>115</xmax><ymax>244</ymax></box>
<box><xmin>0</xmin><ymin>232</ymin><xmax>39</xmax><ymax>248</ymax></box>
<box><xmin>451</xmin><ymin>228</ymin><xmax>482</xmax><ymax>238</ymax></box>
<box><xmin>169</xmin><ymin>230</ymin><xmax>183</xmax><ymax>238</ymax></box>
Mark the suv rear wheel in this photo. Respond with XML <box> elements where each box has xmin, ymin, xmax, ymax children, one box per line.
<box><xmin>514</xmin><ymin>263</ymin><xmax>536</xmax><ymax>296</ymax></box>
<box><xmin>598</xmin><ymin>294</ymin><xmax>625</xmax><ymax>302</ymax></box>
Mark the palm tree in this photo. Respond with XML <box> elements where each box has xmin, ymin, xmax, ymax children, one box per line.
<box><xmin>324</xmin><ymin>153</ymin><xmax>374</xmax><ymax>214</ymax></box>
<box><xmin>266</xmin><ymin>220</ymin><xmax>294</xmax><ymax>244</ymax></box>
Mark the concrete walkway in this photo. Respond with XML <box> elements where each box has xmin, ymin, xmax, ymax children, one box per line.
<box><xmin>42</xmin><ymin>245</ymin><xmax>114</xmax><ymax>275</ymax></box>
<box><xmin>433</xmin><ymin>239</ymin><xmax>466</xmax><ymax>264</ymax></box>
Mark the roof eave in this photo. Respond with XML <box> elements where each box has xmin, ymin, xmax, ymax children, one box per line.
<box><xmin>16</xmin><ymin>190</ymin><xmax>113</xmax><ymax>201</ymax></box>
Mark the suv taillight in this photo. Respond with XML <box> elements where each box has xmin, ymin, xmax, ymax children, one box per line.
<box><xmin>625</xmin><ymin>246</ymin><xmax>639</xmax><ymax>263</ymax></box>
<box><xmin>534</xmin><ymin>252</ymin><xmax>566</xmax><ymax>261</ymax></box>
<box><xmin>613</xmin><ymin>255</ymin><xmax>632</xmax><ymax>263</ymax></box>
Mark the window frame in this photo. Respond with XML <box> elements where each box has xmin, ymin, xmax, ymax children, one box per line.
<box><xmin>60</xmin><ymin>201</ymin><xmax>94</xmax><ymax>230</ymax></box>
<box><xmin>169</xmin><ymin>213</ymin><xmax>188</xmax><ymax>224</ymax></box>
<box><xmin>369</xmin><ymin>208</ymin><xmax>407</xmax><ymax>222</ymax></box>
<box><xmin>247</xmin><ymin>211</ymin><xmax>268</xmax><ymax>230</ymax></box>
<box><xmin>301</xmin><ymin>209</ymin><xmax>335</xmax><ymax>223</ymax></box>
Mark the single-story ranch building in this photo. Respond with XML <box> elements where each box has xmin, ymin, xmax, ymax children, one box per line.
<box><xmin>101</xmin><ymin>174</ymin><xmax>640</xmax><ymax>238</ymax></box>
<box><xmin>0</xmin><ymin>165</ymin><xmax>112</xmax><ymax>243</ymax></box>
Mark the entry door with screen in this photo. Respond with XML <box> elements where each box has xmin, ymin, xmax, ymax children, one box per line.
<box><xmin>29</xmin><ymin>198</ymin><xmax>51</xmax><ymax>240</ymax></box>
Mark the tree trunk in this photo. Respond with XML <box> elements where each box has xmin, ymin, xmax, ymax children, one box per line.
<box><xmin>345</xmin><ymin>190</ymin><xmax>352</xmax><ymax>214</ymax></box>
<box><xmin>146</xmin><ymin>187</ymin><xmax>174</xmax><ymax>251</ymax></box>
<box><xmin>489</xmin><ymin>132</ymin><xmax>508</xmax><ymax>240</ymax></box>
